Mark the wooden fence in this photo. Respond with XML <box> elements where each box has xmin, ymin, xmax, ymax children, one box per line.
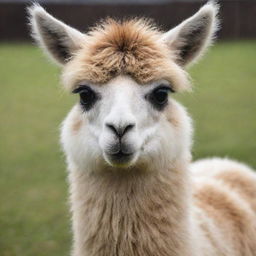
<box><xmin>0</xmin><ymin>0</ymin><xmax>255</xmax><ymax>41</ymax></box>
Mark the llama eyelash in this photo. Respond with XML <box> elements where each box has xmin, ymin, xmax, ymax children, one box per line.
<box><xmin>145</xmin><ymin>85</ymin><xmax>174</xmax><ymax>111</ymax></box>
<box><xmin>155</xmin><ymin>84</ymin><xmax>175</xmax><ymax>93</ymax></box>
<box><xmin>72</xmin><ymin>85</ymin><xmax>100</xmax><ymax>111</ymax></box>
<box><xmin>72</xmin><ymin>85</ymin><xmax>92</xmax><ymax>94</ymax></box>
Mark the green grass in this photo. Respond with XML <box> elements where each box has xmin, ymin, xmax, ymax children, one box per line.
<box><xmin>0</xmin><ymin>41</ymin><xmax>256</xmax><ymax>256</ymax></box>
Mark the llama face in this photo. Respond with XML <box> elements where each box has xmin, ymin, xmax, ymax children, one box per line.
<box><xmin>69</xmin><ymin>75</ymin><xmax>177</xmax><ymax>168</ymax></box>
<box><xmin>61</xmin><ymin>74</ymin><xmax>193</xmax><ymax>170</ymax></box>
<box><xmin>29</xmin><ymin>2</ymin><xmax>218</xmax><ymax>171</ymax></box>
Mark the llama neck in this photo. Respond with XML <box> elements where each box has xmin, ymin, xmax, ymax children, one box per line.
<box><xmin>69</xmin><ymin>162</ymin><xmax>195</xmax><ymax>256</ymax></box>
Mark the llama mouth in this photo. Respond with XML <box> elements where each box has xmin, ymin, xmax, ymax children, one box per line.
<box><xmin>109</xmin><ymin>151</ymin><xmax>134</xmax><ymax>160</ymax></box>
<box><xmin>105</xmin><ymin>150</ymin><xmax>135</xmax><ymax>167</ymax></box>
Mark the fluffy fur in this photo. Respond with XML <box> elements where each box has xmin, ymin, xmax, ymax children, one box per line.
<box><xmin>29</xmin><ymin>2</ymin><xmax>256</xmax><ymax>256</ymax></box>
<box><xmin>62</xmin><ymin>18</ymin><xmax>190</xmax><ymax>91</ymax></box>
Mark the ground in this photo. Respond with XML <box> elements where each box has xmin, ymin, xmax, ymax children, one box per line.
<box><xmin>0</xmin><ymin>41</ymin><xmax>255</xmax><ymax>256</ymax></box>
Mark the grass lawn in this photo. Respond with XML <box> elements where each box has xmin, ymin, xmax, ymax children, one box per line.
<box><xmin>0</xmin><ymin>41</ymin><xmax>256</xmax><ymax>256</ymax></box>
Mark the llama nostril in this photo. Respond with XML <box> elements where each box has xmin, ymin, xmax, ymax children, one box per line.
<box><xmin>106</xmin><ymin>123</ymin><xmax>135</xmax><ymax>138</ymax></box>
<box><xmin>123</xmin><ymin>124</ymin><xmax>135</xmax><ymax>135</ymax></box>
<box><xmin>106</xmin><ymin>123</ymin><xmax>118</xmax><ymax>136</ymax></box>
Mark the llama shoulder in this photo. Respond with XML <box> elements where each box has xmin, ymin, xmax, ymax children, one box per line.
<box><xmin>190</xmin><ymin>158</ymin><xmax>256</xmax><ymax>254</ymax></box>
<box><xmin>191</xmin><ymin>158</ymin><xmax>256</xmax><ymax>208</ymax></box>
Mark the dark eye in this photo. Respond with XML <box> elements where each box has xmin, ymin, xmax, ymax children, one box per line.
<box><xmin>72</xmin><ymin>85</ymin><xmax>98</xmax><ymax>111</ymax></box>
<box><xmin>147</xmin><ymin>86</ymin><xmax>173</xmax><ymax>110</ymax></box>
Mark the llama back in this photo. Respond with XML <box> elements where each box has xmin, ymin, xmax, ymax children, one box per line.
<box><xmin>191</xmin><ymin>158</ymin><xmax>256</xmax><ymax>255</ymax></box>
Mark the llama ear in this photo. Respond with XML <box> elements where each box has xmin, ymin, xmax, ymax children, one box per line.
<box><xmin>161</xmin><ymin>1</ymin><xmax>219</xmax><ymax>66</ymax></box>
<box><xmin>28</xmin><ymin>4</ymin><xmax>86</xmax><ymax>65</ymax></box>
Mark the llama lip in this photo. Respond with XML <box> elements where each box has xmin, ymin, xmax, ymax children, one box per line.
<box><xmin>104</xmin><ymin>150</ymin><xmax>135</xmax><ymax>166</ymax></box>
<box><xmin>107</xmin><ymin>142</ymin><xmax>134</xmax><ymax>155</ymax></box>
<box><xmin>111</xmin><ymin>151</ymin><xmax>132</xmax><ymax>157</ymax></box>
<box><xmin>104</xmin><ymin>142</ymin><xmax>137</xmax><ymax>166</ymax></box>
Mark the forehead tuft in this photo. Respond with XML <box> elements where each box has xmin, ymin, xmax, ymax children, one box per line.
<box><xmin>62</xmin><ymin>18</ymin><xmax>190</xmax><ymax>92</ymax></box>
<box><xmin>89</xmin><ymin>18</ymin><xmax>161</xmax><ymax>53</ymax></box>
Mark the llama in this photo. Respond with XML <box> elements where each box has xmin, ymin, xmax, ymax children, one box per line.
<box><xmin>29</xmin><ymin>2</ymin><xmax>256</xmax><ymax>256</ymax></box>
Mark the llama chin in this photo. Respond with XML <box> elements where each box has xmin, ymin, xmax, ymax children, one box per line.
<box><xmin>29</xmin><ymin>2</ymin><xmax>256</xmax><ymax>256</ymax></box>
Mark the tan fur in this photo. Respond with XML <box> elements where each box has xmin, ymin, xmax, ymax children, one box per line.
<box><xmin>71</xmin><ymin>109</ymin><xmax>83</xmax><ymax>134</ymax></box>
<box><xmin>191</xmin><ymin>159</ymin><xmax>256</xmax><ymax>256</ymax></box>
<box><xmin>195</xmin><ymin>182</ymin><xmax>253</xmax><ymax>234</ymax></box>
<box><xmin>216</xmin><ymin>170</ymin><xmax>256</xmax><ymax>212</ymax></box>
<box><xmin>69</xmin><ymin>163</ymin><xmax>196</xmax><ymax>256</ymax></box>
<box><xmin>165</xmin><ymin>102</ymin><xmax>182</xmax><ymax>128</ymax></box>
<box><xmin>62</xmin><ymin>19</ymin><xmax>190</xmax><ymax>92</ymax></box>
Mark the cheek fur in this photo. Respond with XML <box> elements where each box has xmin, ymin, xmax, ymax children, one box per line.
<box><xmin>137</xmin><ymin>100</ymin><xmax>192</xmax><ymax>168</ymax></box>
<box><xmin>61</xmin><ymin>106</ymin><xmax>104</xmax><ymax>169</ymax></box>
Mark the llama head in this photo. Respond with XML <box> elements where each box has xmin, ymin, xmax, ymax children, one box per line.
<box><xmin>29</xmin><ymin>2</ymin><xmax>218</xmax><ymax>172</ymax></box>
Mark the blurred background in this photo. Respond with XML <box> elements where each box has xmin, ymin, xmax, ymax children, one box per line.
<box><xmin>0</xmin><ymin>0</ymin><xmax>255</xmax><ymax>255</ymax></box>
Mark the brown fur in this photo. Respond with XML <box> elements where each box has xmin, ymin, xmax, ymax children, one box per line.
<box><xmin>195</xmin><ymin>183</ymin><xmax>252</xmax><ymax>231</ymax></box>
<box><xmin>62</xmin><ymin>19</ymin><xmax>190</xmax><ymax>92</ymax></box>
<box><xmin>216</xmin><ymin>170</ymin><xmax>256</xmax><ymax>212</ymax></box>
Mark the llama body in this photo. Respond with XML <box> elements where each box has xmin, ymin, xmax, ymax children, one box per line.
<box><xmin>64</xmin><ymin>104</ymin><xmax>256</xmax><ymax>256</ymax></box>
<box><xmin>29</xmin><ymin>2</ymin><xmax>256</xmax><ymax>255</ymax></box>
<box><xmin>64</xmin><ymin>102</ymin><xmax>197</xmax><ymax>256</ymax></box>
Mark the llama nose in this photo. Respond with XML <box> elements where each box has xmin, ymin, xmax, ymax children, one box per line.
<box><xmin>106</xmin><ymin>123</ymin><xmax>135</xmax><ymax>138</ymax></box>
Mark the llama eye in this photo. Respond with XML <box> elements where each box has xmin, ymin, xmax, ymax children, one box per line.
<box><xmin>153</xmin><ymin>88</ymin><xmax>168</xmax><ymax>104</ymax></box>
<box><xmin>79</xmin><ymin>89</ymin><xmax>97</xmax><ymax>110</ymax></box>
<box><xmin>147</xmin><ymin>86</ymin><xmax>172</xmax><ymax>110</ymax></box>
<box><xmin>72</xmin><ymin>86</ymin><xmax>98</xmax><ymax>111</ymax></box>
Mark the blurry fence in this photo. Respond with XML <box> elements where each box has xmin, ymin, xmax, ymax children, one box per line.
<box><xmin>0</xmin><ymin>0</ymin><xmax>256</xmax><ymax>41</ymax></box>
